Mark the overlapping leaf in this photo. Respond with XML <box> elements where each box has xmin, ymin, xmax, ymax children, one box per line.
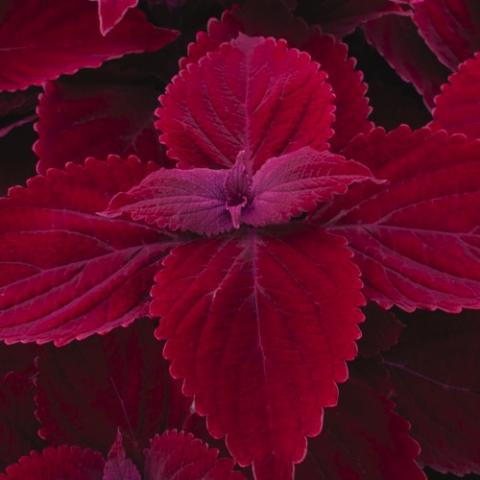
<box><xmin>0</xmin><ymin>0</ymin><xmax>177</xmax><ymax>91</ymax></box>
<box><xmin>96</xmin><ymin>0</ymin><xmax>139</xmax><ymax>35</ymax></box>
<box><xmin>36</xmin><ymin>319</ymin><xmax>190</xmax><ymax>455</ymax></box>
<box><xmin>152</xmin><ymin>228</ymin><xmax>364</xmax><ymax>478</ymax></box>
<box><xmin>431</xmin><ymin>52</ymin><xmax>480</xmax><ymax>140</ymax></box>
<box><xmin>322</xmin><ymin>126</ymin><xmax>480</xmax><ymax>312</ymax></box>
<box><xmin>0</xmin><ymin>156</ymin><xmax>176</xmax><ymax>345</ymax></box>
<box><xmin>157</xmin><ymin>35</ymin><xmax>335</xmax><ymax>170</ymax></box>
<box><xmin>385</xmin><ymin>310</ymin><xmax>480</xmax><ymax>475</ymax></box>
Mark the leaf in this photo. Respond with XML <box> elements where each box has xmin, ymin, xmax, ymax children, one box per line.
<box><xmin>296</xmin><ymin>360</ymin><xmax>426</xmax><ymax>480</ymax></box>
<box><xmin>431</xmin><ymin>52</ymin><xmax>480</xmax><ymax>140</ymax></box>
<box><xmin>96</xmin><ymin>0</ymin><xmax>139</xmax><ymax>36</ymax></box>
<box><xmin>412</xmin><ymin>0</ymin><xmax>480</xmax><ymax>70</ymax></box>
<box><xmin>384</xmin><ymin>309</ymin><xmax>480</xmax><ymax>476</ymax></box>
<box><xmin>0</xmin><ymin>156</ymin><xmax>176</xmax><ymax>345</ymax></box>
<box><xmin>36</xmin><ymin>318</ymin><xmax>190</xmax><ymax>455</ymax></box>
<box><xmin>357</xmin><ymin>304</ymin><xmax>404</xmax><ymax>358</ymax></box>
<box><xmin>151</xmin><ymin>227</ymin><xmax>364</xmax><ymax>478</ymax></box>
<box><xmin>103</xmin><ymin>431</ymin><xmax>141</xmax><ymax>480</ymax></box>
<box><xmin>322</xmin><ymin>126</ymin><xmax>480</xmax><ymax>312</ymax></box>
<box><xmin>35</xmin><ymin>74</ymin><xmax>167</xmax><ymax>174</ymax></box>
<box><xmin>363</xmin><ymin>14</ymin><xmax>450</xmax><ymax>109</ymax></box>
<box><xmin>144</xmin><ymin>431</ymin><xmax>244</xmax><ymax>480</ymax></box>
<box><xmin>0</xmin><ymin>0</ymin><xmax>177</xmax><ymax>91</ymax></box>
<box><xmin>0</xmin><ymin>446</ymin><xmax>104</xmax><ymax>480</ymax></box>
<box><xmin>103</xmin><ymin>147</ymin><xmax>375</xmax><ymax>235</ymax></box>
<box><xmin>0</xmin><ymin>371</ymin><xmax>44</xmax><ymax>471</ymax></box>
<box><xmin>295</xmin><ymin>0</ymin><xmax>403</xmax><ymax>37</ymax></box>
<box><xmin>156</xmin><ymin>35</ymin><xmax>334</xmax><ymax>171</ymax></box>
<box><xmin>180</xmin><ymin>8</ymin><xmax>372</xmax><ymax>152</ymax></box>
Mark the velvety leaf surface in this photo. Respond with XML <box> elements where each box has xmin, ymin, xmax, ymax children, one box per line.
<box><xmin>0</xmin><ymin>156</ymin><xmax>175</xmax><ymax>345</ymax></box>
<box><xmin>0</xmin><ymin>371</ymin><xmax>44</xmax><ymax>471</ymax></box>
<box><xmin>384</xmin><ymin>309</ymin><xmax>480</xmax><ymax>475</ymax></box>
<box><xmin>144</xmin><ymin>431</ymin><xmax>244</xmax><ymax>479</ymax></box>
<box><xmin>96</xmin><ymin>0</ymin><xmax>139</xmax><ymax>35</ymax></box>
<box><xmin>363</xmin><ymin>14</ymin><xmax>450</xmax><ymax>108</ymax></box>
<box><xmin>157</xmin><ymin>35</ymin><xmax>334</xmax><ymax>171</ymax></box>
<box><xmin>0</xmin><ymin>0</ymin><xmax>177</xmax><ymax>91</ymax></box>
<box><xmin>357</xmin><ymin>304</ymin><xmax>404</xmax><ymax>358</ymax></box>
<box><xmin>36</xmin><ymin>318</ymin><xmax>190</xmax><ymax>456</ymax></box>
<box><xmin>151</xmin><ymin>227</ymin><xmax>364</xmax><ymax>478</ymax></box>
<box><xmin>413</xmin><ymin>0</ymin><xmax>480</xmax><ymax>70</ymax></box>
<box><xmin>0</xmin><ymin>446</ymin><xmax>104</xmax><ymax>480</ymax></box>
<box><xmin>296</xmin><ymin>361</ymin><xmax>425</xmax><ymax>480</ymax></box>
<box><xmin>103</xmin><ymin>147</ymin><xmax>375</xmax><ymax>235</ymax></box>
<box><xmin>181</xmin><ymin>7</ymin><xmax>372</xmax><ymax>152</ymax></box>
<box><xmin>103</xmin><ymin>431</ymin><xmax>141</xmax><ymax>480</ymax></box>
<box><xmin>323</xmin><ymin>126</ymin><xmax>480</xmax><ymax>312</ymax></box>
<box><xmin>431</xmin><ymin>52</ymin><xmax>480</xmax><ymax>140</ymax></box>
<box><xmin>35</xmin><ymin>75</ymin><xmax>166</xmax><ymax>174</ymax></box>
<box><xmin>295</xmin><ymin>0</ymin><xmax>402</xmax><ymax>36</ymax></box>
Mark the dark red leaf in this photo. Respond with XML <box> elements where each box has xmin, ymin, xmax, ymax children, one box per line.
<box><xmin>431</xmin><ymin>52</ymin><xmax>480</xmax><ymax>140</ymax></box>
<box><xmin>0</xmin><ymin>371</ymin><xmax>44</xmax><ymax>471</ymax></box>
<box><xmin>181</xmin><ymin>7</ymin><xmax>372</xmax><ymax>152</ymax></box>
<box><xmin>96</xmin><ymin>0</ymin><xmax>139</xmax><ymax>36</ymax></box>
<box><xmin>157</xmin><ymin>35</ymin><xmax>334</xmax><ymax>171</ymax></box>
<box><xmin>151</xmin><ymin>227</ymin><xmax>364</xmax><ymax>478</ymax></box>
<box><xmin>0</xmin><ymin>0</ymin><xmax>177</xmax><ymax>91</ymax></box>
<box><xmin>296</xmin><ymin>360</ymin><xmax>425</xmax><ymax>480</ymax></box>
<box><xmin>0</xmin><ymin>446</ymin><xmax>104</xmax><ymax>480</ymax></box>
<box><xmin>384</xmin><ymin>309</ymin><xmax>480</xmax><ymax>475</ymax></box>
<box><xmin>103</xmin><ymin>431</ymin><xmax>141</xmax><ymax>480</ymax></box>
<box><xmin>358</xmin><ymin>304</ymin><xmax>404</xmax><ymax>358</ymax></box>
<box><xmin>35</xmin><ymin>75</ymin><xmax>166</xmax><ymax>174</ymax></box>
<box><xmin>363</xmin><ymin>14</ymin><xmax>450</xmax><ymax>108</ymax></box>
<box><xmin>36</xmin><ymin>318</ymin><xmax>190</xmax><ymax>456</ymax></box>
<box><xmin>0</xmin><ymin>156</ymin><xmax>176</xmax><ymax>345</ymax></box>
<box><xmin>144</xmin><ymin>431</ymin><xmax>244</xmax><ymax>479</ymax></box>
<box><xmin>413</xmin><ymin>0</ymin><xmax>480</xmax><ymax>71</ymax></box>
<box><xmin>103</xmin><ymin>147</ymin><xmax>375</xmax><ymax>235</ymax></box>
<box><xmin>295</xmin><ymin>0</ymin><xmax>403</xmax><ymax>37</ymax></box>
<box><xmin>323</xmin><ymin>126</ymin><xmax>480</xmax><ymax>312</ymax></box>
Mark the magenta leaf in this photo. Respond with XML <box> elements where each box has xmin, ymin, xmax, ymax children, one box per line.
<box><xmin>0</xmin><ymin>446</ymin><xmax>105</xmax><ymax>480</ymax></box>
<box><xmin>322</xmin><ymin>126</ymin><xmax>480</xmax><ymax>312</ymax></box>
<box><xmin>151</xmin><ymin>227</ymin><xmax>364</xmax><ymax>477</ymax></box>
<box><xmin>0</xmin><ymin>0</ymin><xmax>177</xmax><ymax>91</ymax></box>
<box><xmin>432</xmin><ymin>52</ymin><xmax>480</xmax><ymax>140</ymax></box>
<box><xmin>103</xmin><ymin>431</ymin><xmax>141</xmax><ymax>480</ymax></box>
<box><xmin>180</xmin><ymin>8</ymin><xmax>372</xmax><ymax>153</ymax></box>
<box><xmin>96</xmin><ymin>0</ymin><xmax>139</xmax><ymax>36</ymax></box>
<box><xmin>295</xmin><ymin>0</ymin><xmax>403</xmax><ymax>37</ymax></box>
<box><xmin>384</xmin><ymin>309</ymin><xmax>480</xmax><ymax>475</ymax></box>
<box><xmin>296</xmin><ymin>360</ymin><xmax>425</xmax><ymax>479</ymax></box>
<box><xmin>35</xmin><ymin>74</ymin><xmax>168</xmax><ymax>174</ymax></box>
<box><xmin>0</xmin><ymin>371</ymin><xmax>44</xmax><ymax>471</ymax></box>
<box><xmin>363</xmin><ymin>14</ymin><xmax>450</xmax><ymax>108</ymax></box>
<box><xmin>35</xmin><ymin>319</ymin><xmax>190</xmax><ymax>456</ymax></box>
<box><xmin>357</xmin><ymin>304</ymin><xmax>404</xmax><ymax>358</ymax></box>
<box><xmin>103</xmin><ymin>147</ymin><xmax>375</xmax><ymax>235</ymax></box>
<box><xmin>413</xmin><ymin>0</ymin><xmax>480</xmax><ymax>70</ymax></box>
<box><xmin>0</xmin><ymin>156</ymin><xmax>177</xmax><ymax>345</ymax></box>
<box><xmin>157</xmin><ymin>35</ymin><xmax>334</xmax><ymax>171</ymax></box>
<box><xmin>144</xmin><ymin>431</ymin><xmax>244</xmax><ymax>480</ymax></box>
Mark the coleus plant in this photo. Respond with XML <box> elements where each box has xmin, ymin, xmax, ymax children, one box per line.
<box><xmin>2</xmin><ymin>0</ymin><xmax>480</xmax><ymax>479</ymax></box>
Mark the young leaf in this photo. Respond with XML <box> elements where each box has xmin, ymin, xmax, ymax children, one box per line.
<box><xmin>151</xmin><ymin>227</ymin><xmax>364</xmax><ymax>478</ymax></box>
